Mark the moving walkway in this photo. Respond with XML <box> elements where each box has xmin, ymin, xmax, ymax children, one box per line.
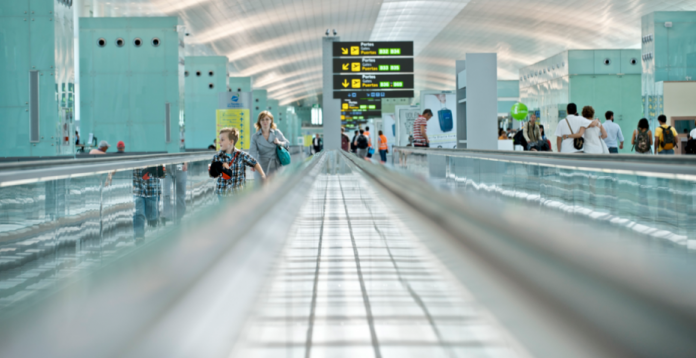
<box><xmin>0</xmin><ymin>149</ymin><xmax>695</xmax><ymax>358</ymax></box>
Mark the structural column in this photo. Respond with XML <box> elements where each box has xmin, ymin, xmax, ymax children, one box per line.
<box><xmin>322</xmin><ymin>37</ymin><xmax>341</xmax><ymax>151</ymax></box>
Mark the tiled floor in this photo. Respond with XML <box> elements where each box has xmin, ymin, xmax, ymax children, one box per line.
<box><xmin>230</xmin><ymin>172</ymin><xmax>527</xmax><ymax>358</ymax></box>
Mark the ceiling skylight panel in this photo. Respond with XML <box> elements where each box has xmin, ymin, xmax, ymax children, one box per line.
<box><xmin>370</xmin><ymin>0</ymin><xmax>470</xmax><ymax>55</ymax></box>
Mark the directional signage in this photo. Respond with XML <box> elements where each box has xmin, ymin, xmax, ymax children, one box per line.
<box><xmin>333</xmin><ymin>58</ymin><xmax>414</xmax><ymax>73</ymax></box>
<box><xmin>333</xmin><ymin>42</ymin><xmax>414</xmax><ymax>57</ymax></box>
<box><xmin>341</xmin><ymin>98</ymin><xmax>382</xmax><ymax>111</ymax></box>
<box><xmin>333</xmin><ymin>74</ymin><xmax>414</xmax><ymax>90</ymax></box>
<box><xmin>333</xmin><ymin>90</ymin><xmax>414</xmax><ymax>99</ymax></box>
<box><xmin>341</xmin><ymin>110</ymin><xmax>383</xmax><ymax>118</ymax></box>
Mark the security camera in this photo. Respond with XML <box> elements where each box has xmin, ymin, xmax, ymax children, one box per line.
<box><xmin>325</xmin><ymin>29</ymin><xmax>329</xmax><ymax>36</ymax></box>
<box><xmin>185</xmin><ymin>33</ymin><xmax>190</xmax><ymax>36</ymax></box>
<box><xmin>332</xmin><ymin>29</ymin><xmax>337</xmax><ymax>36</ymax></box>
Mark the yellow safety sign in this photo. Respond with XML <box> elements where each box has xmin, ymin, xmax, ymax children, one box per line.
<box><xmin>351</xmin><ymin>63</ymin><xmax>361</xmax><ymax>72</ymax></box>
<box><xmin>342</xmin><ymin>63</ymin><xmax>349</xmax><ymax>71</ymax></box>
<box><xmin>342</xmin><ymin>103</ymin><xmax>348</xmax><ymax>109</ymax></box>
<box><xmin>341</xmin><ymin>48</ymin><xmax>348</xmax><ymax>55</ymax></box>
<box><xmin>350</xmin><ymin>46</ymin><xmax>359</xmax><ymax>55</ymax></box>
<box><xmin>342</xmin><ymin>79</ymin><xmax>350</xmax><ymax>88</ymax></box>
<box><xmin>351</xmin><ymin>79</ymin><xmax>361</xmax><ymax>88</ymax></box>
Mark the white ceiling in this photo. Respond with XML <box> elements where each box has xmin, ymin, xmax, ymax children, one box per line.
<box><xmin>86</xmin><ymin>0</ymin><xmax>696</xmax><ymax>105</ymax></box>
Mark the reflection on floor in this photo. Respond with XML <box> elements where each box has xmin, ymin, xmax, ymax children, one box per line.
<box><xmin>231</xmin><ymin>173</ymin><xmax>527</xmax><ymax>358</ymax></box>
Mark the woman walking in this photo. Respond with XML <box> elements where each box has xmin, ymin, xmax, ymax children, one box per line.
<box><xmin>250</xmin><ymin>111</ymin><xmax>289</xmax><ymax>179</ymax></box>
<box><xmin>378</xmin><ymin>130</ymin><xmax>388</xmax><ymax>163</ymax></box>
<box><xmin>632</xmin><ymin>118</ymin><xmax>653</xmax><ymax>154</ymax></box>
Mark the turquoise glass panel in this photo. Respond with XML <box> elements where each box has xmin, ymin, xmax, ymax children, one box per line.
<box><xmin>568</xmin><ymin>51</ymin><xmax>594</xmax><ymax>74</ymax></box>
<box><xmin>29</xmin><ymin>17</ymin><xmax>54</xmax><ymax>70</ymax></box>
<box><xmin>0</xmin><ymin>18</ymin><xmax>30</xmax><ymax>107</ymax></box>
<box><xmin>593</xmin><ymin>50</ymin><xmax>621</xmax><ymax>75</ymax></box>
<box><xmin>0</xmin><ymin>0</ymin><xmax>28</xmax><ymax>16</ymax></box>
<box><xmin>620</xmin><ymin>50</ymin><xmax>641</xmax><ymax>74</ymax></box>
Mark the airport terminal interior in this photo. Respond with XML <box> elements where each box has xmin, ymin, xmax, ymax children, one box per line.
<box><xmin>2</xmin><ymin>1</ymin><xmax>696</xmax><ymax>357</ymax></box>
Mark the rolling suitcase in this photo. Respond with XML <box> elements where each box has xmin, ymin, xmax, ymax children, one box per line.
<box><xmin>438</xmin><ymin>108</ymin><xmax>453</xmax><ymax>132</ymax></box>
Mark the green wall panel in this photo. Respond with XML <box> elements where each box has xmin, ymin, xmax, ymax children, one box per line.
<box><xmin>568</xmin><ymin>51</ymin><xmax>594</xmax><ymax>74</ymax></box>
<box><xmin>251</xmin><ymin>89</ymin><xmax>267</xmax><ymax>132</ymax></box>
<box><xmin>0</xmin><ymin>0</ymin><xmax>29</xmax><ymax>16</ymax></box>
<box><xmin>229</xmin><ymin>77</ymin><xmax>251</xmax><ymax>93</ymax></box>
<box><xmin>1</xmin><ymin>0</ymin><xmax>73</xmax><ymax>157</ymax></box>
<box><xmin>80</xmin><ymin>17</ymin><xmax>181</xmax><ymax>153</ymax></box>
<box><xmin>184</xmin><ymin>56</ymin><xmax>228</xmax><ymax>149</ymax></box>
<box><xmin>620</xmin><ymin>50</ymin><xmax>641</xmax><ymax>74</ymax></box>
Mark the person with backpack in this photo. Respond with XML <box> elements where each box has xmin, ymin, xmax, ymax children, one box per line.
<box><xmin>356</xmin><ymin>129</ymin><xmax>369</xmax><ymax>159</ymax></box>
<box><xmin>351</xmin><ymin>130</ymin><xmax>359</xmax><ymax>153</ymax></box>
<box><xmin>655</xmin><ymin>114</ymin><xmax>678</xmax><ymax>155</ymax></box>
<box><xmin>631</xmin><ymin>118</ymin><xmax>653</xmax><ymax>155</ymax></box>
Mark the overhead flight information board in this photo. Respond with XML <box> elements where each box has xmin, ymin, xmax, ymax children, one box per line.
<box><xmin>333</xmin><ymin>58</ymin><xmax>414</xmax><ymax>73</ymax></box>
<box><xmin>333</xmin><ymin>42</ymin><xmax>414</xmax><ymax>57</ymax></box>
<box><xmin>331</xmin><ymin>41</ymin><xmax>413</xmax><ymax>120</ymax></box>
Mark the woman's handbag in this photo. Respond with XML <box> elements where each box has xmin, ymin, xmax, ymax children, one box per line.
<box><xmin>565</xmin><ymin>118</ymin><xmax>584</xmax><ymax>151</ymax></box>
<box><xmin>276</xmin><ymin>145</ymin><xmax>291</xmax><ymax>166</ymax></box>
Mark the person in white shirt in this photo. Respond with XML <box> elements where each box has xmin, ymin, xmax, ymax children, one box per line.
<box><xmin>690</xmin><ymin>122</ymin><xmax>696</xmax><ymax>141</ymax></box>
<box><xmin>554</xmin><ymin>103</ymin><xmax>598</xmax><ymax>153</ymax></box>
<box><xmin>602</xmin><ymin>111</ymin><xmax>624</xmax><ymax>154</ymax></box>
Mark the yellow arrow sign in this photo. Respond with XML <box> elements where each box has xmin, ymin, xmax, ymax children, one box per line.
<box><xmin>341</xmin><ymin>48</ymin><xmax>348</xmax><ymax>55</ymax></box>
<box><xmin>342</xmin><ymin>63</ymin><xmax>349</xmax><ymax>70</ymax></box>
<box><xmin>342</xmin><ymin>79</ymin><xmax>349</xmax><ymax>88</ymax></box>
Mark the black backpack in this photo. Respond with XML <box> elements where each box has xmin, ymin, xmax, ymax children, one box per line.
<box><xmin>513</xmin><ymin>130</ymin><xmax>528</xmax><ymax>150</ymax></box>
<box><xmin>357</xmin><ymin>135</ymin><xmax>369</xmax><ymax>149</ymax></box>
<box><xmin>686</xmin><ymin>138</ymin><xmax>696</xmax><ymax>155</ymax></box>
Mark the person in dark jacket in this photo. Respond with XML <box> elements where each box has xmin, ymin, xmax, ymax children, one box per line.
<box><xmin>351</xmin><ymin>130</ymin><xmax>359</xmax><ymax>153</ymax></box>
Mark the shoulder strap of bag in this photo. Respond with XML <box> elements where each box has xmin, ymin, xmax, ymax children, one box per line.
<box><xmin>565</xmin><ymin>118</ymin><xmax>574</xmax><ymax>135</ymax></box>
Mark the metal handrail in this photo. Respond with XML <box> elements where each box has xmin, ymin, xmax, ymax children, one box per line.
<box><xmin>0</xmin><ymin>152</ymin><xmax>216</xmax><ymax>188</ymax></box>
<box><xmin>341</xmin><ymin>150</ymin><xmax>696</xmax><ymax>358</ymax></box>
<box><xmin>394</xmin><ymin>146</ymin><xmax>696</xmax><ymax>176</ymax></box>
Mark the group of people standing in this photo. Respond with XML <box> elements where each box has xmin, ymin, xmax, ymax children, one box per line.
<box><xmin>347</xmin><ymin>126</ymin><xmax>389</xmax><ymax>163</ymax></box>
<box><xmin>552</xmin><ymin>103</ymin><xmax>679</xmax><ymax>155</ymax></box>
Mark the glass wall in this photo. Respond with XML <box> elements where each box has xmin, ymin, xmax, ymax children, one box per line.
<box><xmin>394</xmin><ymin>148</ymin><xmax>696</xmax><ymax>250</ymax></box>
<box><xmin>0</xmin><ymin>156</ymin><xmax>218</xmax><ymax>311</ymax></box>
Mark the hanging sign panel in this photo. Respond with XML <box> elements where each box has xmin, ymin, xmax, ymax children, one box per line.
<box><xmin>341</xmin><ymin>98</ymin><xmax>382</xmax><ymax>111</ymax></box>
<box><xmin>333</xmin><ymin>74</ymin><xmax>414</xmax><ymax>90</ymax></box>
<box><xmin>341</xmin><ymin>110</ymin><xmax>383</xmax><ymax>118</ymax></box>
<box><xmin>332</xmin><ymin>42</ymin><xmax>414</xmax><ymax>57</ymax></box>
<box><xmin>216</xmin><ymin>109</ymin><xmax>250</xmax><ymax>150</ymax></box>
<box><xmin>333</xmin><ymin>58</ymin><xmax>414</xmax><ymax>73</ymax></box>
<box><xmin>333</xmin><ymin>90</ymin><xmax>414</xmax><ymax>99</ymax></box>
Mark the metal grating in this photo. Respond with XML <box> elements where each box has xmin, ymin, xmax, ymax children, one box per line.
<box><xmin>29</xmin><ymin>71</ymin><xmax>40</xmax><ymax>143</ymax></box>
<box><xmin>165</xmin><ymin>102</ymin><xmax>171</xmax><ymax>143</ymax></box>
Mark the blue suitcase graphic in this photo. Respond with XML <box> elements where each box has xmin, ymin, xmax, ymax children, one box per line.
<box><xmin>438</xmin><ymin>108</ymin><xmax>453</xmax><ymax>132</ymax></box>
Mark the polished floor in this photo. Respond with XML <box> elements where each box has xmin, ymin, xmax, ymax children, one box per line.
<box><xmin>230</xmin><ymin>172</ymin><xmax>527</xmax><ymax>358</ymax></box>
